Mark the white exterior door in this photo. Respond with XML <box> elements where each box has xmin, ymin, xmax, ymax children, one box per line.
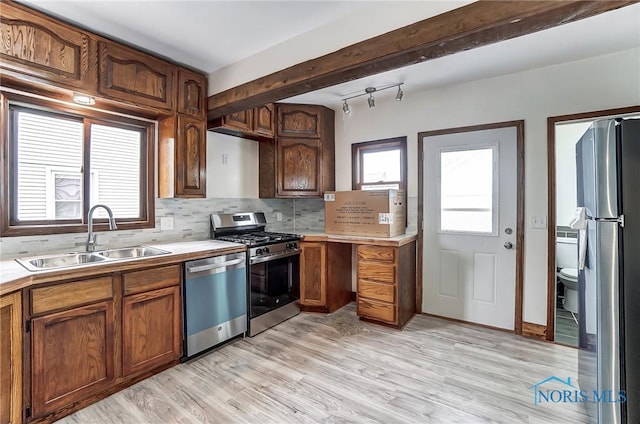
<box><xmin>422</xmin><ymin>126</ymin><xmax>517</xmax><ymax>330</ymax></box>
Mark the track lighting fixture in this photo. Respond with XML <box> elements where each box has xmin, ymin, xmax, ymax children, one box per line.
<box><xmin>341</xmin><ymin>83</ymin><xmax>403</xmax><ymax>113</ymax></box>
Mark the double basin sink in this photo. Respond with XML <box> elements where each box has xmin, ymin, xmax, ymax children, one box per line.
<box><xmin>17</xmin><ymin>246</ymin><xmax>171</xmax><ymax>272</ymax></box>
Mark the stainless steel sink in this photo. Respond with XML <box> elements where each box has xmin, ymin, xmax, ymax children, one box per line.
<box><xmin>16</xmin><ymin>245</ymin><xmax>171</xmax><ymax>272</ymax></box>
<box><xmin>96</xmin><ymin>246</ymin><xmax>170</xmax><ymax>259</ymax></box>
<box><xmin>17</xmin><ymin>252</ymin><xmax>107</xmax><ymax>272</ymax></box>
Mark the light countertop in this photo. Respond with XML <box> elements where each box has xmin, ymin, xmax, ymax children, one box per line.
<box><xmin>299</xmin><ymin>231</ymin><xmax>418</xmax><ymax>247</ymax></box>
<box><xmin>0</xmin><ymin>240</ymin><xmax>246</xmax><ymax>295</ymax></box>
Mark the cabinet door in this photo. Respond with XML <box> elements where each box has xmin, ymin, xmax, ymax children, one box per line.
<box><xmin>0</xmin><ymin>2</ymin><xmax>97</xmax><ymax>91</ymax></box>
<box><xmin>177</xmin><ymin>69</ymin><xmax>206</xmax><ymax>118</ymax></box>
<box><xmin>300</xmin><ymin>242</ymin><xmax>326</xmax><ymax>306</ymax></box>
<box><xmin>276</xmin><ymin>104</ymin><xmax>322</xmax><ymax>138</ymax></box>
<box><xmin>31</xmin><ymin>300</ymin><xmax>115</xmax><ymax>418</ymax></box>
<box><xmin>276</xmin><ymin>138</ymin><xmax>321</xmax><ymax>197</ymax></box>
<box><xmin>223</xmin><ymin>110</ymin><xmax>253</xmax><ymax>132</ymax></box>
<box><xmin>253</xmin><ymin>104</ymin><xmax>274</xmax><ymax>137</ymax></box>
<box><xmin>176</xmin><ymin>115</ymin><xmax>206</xmax><ymax>197</ymax></box>
<box><xmin>98</xmin><ymin>41</ymin><xmax>174</xmax><ymax>111</ymax></box>
<box><xmin>122</xmin><ymin>285</ymin><xmax>181</xmax><ymax>377</ymax></box>
<box><xmin>0</xmin><ymin>292</ymin><xmax>22</xmax><ymax>424</ymax></box>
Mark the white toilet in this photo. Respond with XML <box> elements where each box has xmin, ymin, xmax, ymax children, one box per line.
<box><xmin>556</xmin><ymin>236</ymin><xmax>579</xmax><ymax>314</ymax></box>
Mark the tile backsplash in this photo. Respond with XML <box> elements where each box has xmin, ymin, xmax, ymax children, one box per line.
<box><xmin>0</xmin><ymin>195</ymin><xmax>418</xmax><ymax>259</ymax></box>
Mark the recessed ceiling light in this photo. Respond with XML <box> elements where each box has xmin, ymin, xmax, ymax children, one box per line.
<box><xmin>72</xmin><ymin>93</ymin><xmax>96</xmax><ymax>105</ymax></box>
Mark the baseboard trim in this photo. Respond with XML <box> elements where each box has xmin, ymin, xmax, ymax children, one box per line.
<box><xmin>420</xmin><ymin>312</ymin><xmax>513</xmax><ymax>334</ymax></box>
<box><xmin>522</xmin><ymin>321</ymin><xmax>547</xmax><ymax>340</ymax></box>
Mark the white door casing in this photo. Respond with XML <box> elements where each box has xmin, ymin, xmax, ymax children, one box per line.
<box><xmin>422</xmin><ymin>126</ymin><xmax>518</xmax><ymax>330</ymax></box>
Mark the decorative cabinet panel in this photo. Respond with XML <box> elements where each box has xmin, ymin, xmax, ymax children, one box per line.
<box><xmin>300</xmin><ymin>242</ymin><xmax>326</xmax><ymax>307</ymax></box>
<box><xmin>299</xmin><ymin>241</ymin><xmax>351</xmax><ymax>313</ymax></box>
<box><xmin>259</xmin><ymin>103</ymin><xmax>335</xmax><ymax>198</ymax></box>
<box><xmin>123</xmin><ymin>285</ymin><xmax>181</xmax><ymax>377</ymax></box>
<box><xmin>98</xmin><ymin>41</ymin><xmax>174</xmax><ymax>111</ymax></box>
<box><xmin>277</xmin><ymin>138</ymin><xmax>321</xmax><ymax>197</ymax></box>
<box><xmin>253</xmin><ymin>103</ymin><xmax>275</xmax><ymax>137</ymax></box>
<box><xmin>31</xmin><ymin>299</ymin><xmax>116</xmax><ymax>418</ymax></box>
<box><xmin>177</xmin><ymin>69</ymin><xmax>206</xmax><ymax>118</ymax></box>
<box><xmin>159</xmin><ymin>113</ymin><xmax>207</xmax><ymax>198</ymax></box>
<box><xmin>0</xmin><ymin>292</ymin><xmax>22</xmax><ymax>424</ymax></box>
<box><xmin>222</xmin><ymin>110</ymin><xmax>253</xmax><ymax>132</ymax></box>
<box><xmin>176</xmin><ymin>115</ymin><xmax>206</xmax><ymax>197</ymax></box>
<box><xmin>0</xmin><ymin>2</ymin><xmax>97</xmax><ymax>91</ymax></box>
<box><xmin>356</xmin><ymin>242</ymin><xmax>416</xmax><ymax>328</ymax></box>
<box><xmin>276</xmin><ymin>103</ymin><xmax>322</xmax><ymax>138</ymax></box>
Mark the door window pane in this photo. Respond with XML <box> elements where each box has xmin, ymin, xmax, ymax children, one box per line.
<box><xmin>440</xmin><ymin>147</ymin><xmax>496</xmax><ymax>233</ymax></box>
<box><xmin>15</xmin><ymin>111</ymin><xmax>83</xmax><ymax>221</ymax></box>
<box><xmin>90</xmin><ymin>124</ymin><xmax>142</xmax><ymax>218</ymax></box>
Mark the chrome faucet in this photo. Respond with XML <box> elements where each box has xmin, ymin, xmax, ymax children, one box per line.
<box><xmin>86</xmin><ymin>204</ymin><xmax>117</xmax><ymax>252</ymax></box>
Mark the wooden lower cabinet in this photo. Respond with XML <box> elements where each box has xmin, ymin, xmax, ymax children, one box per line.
<box><xmin>1</xmin><ymin>292</ymin><xmax>22</xmax><ymax>424</ymax></box>
<box><xmin>300</xmin><ymin>242</ymin><xmax>352</xmax><ymax>313</ymax></box>
<box><xmin>25</xmin><ymin>264</ymin><xmax>182</xmax><ymax>422</ymax></box>
<box><xmin>356</xmin><ymin>242</ymin><xmax>416</xmax><ymax>328</ymax></box>
<box><xmin>30</xmin><ymin>300</ymin><xmax>116</xmax><ymax>418</ymax></box>
<box><xmin>123</xmin><ymin>285</ymin><xmax>181</xmax><ymax>377</ymax></box>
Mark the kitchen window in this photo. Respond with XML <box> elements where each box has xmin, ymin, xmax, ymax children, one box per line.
<box><xmin>352</xmin><ymin>136</ymin><xmax>407</xmax><ymax>190</ymax></box>
<box><xmin>1</xmin><ymin>97</ymin><xmax>155</xmax><ymax>236</ymax></box>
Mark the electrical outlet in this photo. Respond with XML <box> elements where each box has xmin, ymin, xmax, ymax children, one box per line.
<box><xmin>160</xmin><ymin>217</ymin><xmax>174</xmax><ymax>230</ymax></box>
<box><xmin>276</xmin><ymin>212</ymin><xmax>283</xmax><ymax>222</ymax></box>
<box><xmin>531</xmin><ymin>216</ymin><xmax>547</xmax><ymax>229</ymax></box>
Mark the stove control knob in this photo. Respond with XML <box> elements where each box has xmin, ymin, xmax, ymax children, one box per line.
<box><xmin>287</xmin><ymin>242</ymin><xmax>298</xmax><ymax>249</ymax></box>
<box><xmin>256</xmin><ymin>248</ymin><xmax>263</xmax><ymax>255</ymax></box>
<box><xmin>263</xmin><ymin>247</ymin><xmax>270</xmax><ymax>254</ymax></box>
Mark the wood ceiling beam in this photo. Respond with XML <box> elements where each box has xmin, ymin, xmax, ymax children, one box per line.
<box><xmin>207</xmin><ymin>0</ymin><xmax>637</xmax><ymax>120</ymax></box>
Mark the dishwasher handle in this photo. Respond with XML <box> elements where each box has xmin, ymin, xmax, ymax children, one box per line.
<box><xmin>186</xmin><ymin>257</ymin><xmax>245</xmax><ymax>274</ymax></box>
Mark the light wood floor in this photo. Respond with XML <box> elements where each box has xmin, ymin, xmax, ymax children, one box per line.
<box><xmin>57</xmin><ymin>304</ymin><xmax>589</xmax><ymax>423</ymax></box>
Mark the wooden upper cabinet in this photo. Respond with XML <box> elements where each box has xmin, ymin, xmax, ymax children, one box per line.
<box><xmin>277</xmin><ymin>104</ymin><xmax>322</xmax><ymax>138</ymax></box>
<box><xmin>176</xmin><ymin>115</ymin><xmax>206</xmax><ymax>197</ymax></box>
<box><xmin>253</xmin><ymin>103</ymin><xmax>275</xmax><ymax>137</ymax></box>
<box><xmin>98</xmin><ymin>41</ymin><xmax>174</xmax><ymax>111</ymax></box>
<box><xmin>223</xmin><ymin>110</ymin><xmax>253</xmax><ymax>132</ymax></box>
<box><xmin>177</xmin><ymin>69</ymin><xmax>206</xmax><ymax>118</ymax></box>
<box><xmin>0</xmin><ymin>2</ymin><xmax>97</xmax><ymax>91</ymax></box>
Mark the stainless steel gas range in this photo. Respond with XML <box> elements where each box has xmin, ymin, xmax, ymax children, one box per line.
<box><xmin>211</xmin><ymin>212</ymin><xmax>301</xmax><ymax>336</ymax></box>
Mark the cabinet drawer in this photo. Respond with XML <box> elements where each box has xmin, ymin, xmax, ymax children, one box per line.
<box><xmin>123</xmin><ymin>265</ymin><xmax>181</xmax><ymax>295</ymax></box>
<box><xmin>357</xmin><ymin>245</ymin><xmax>395</xmax><ymax>263</ymax></box>
<box><xmin>357</xmin><ymin>263</ymin><xmax>395</xmax><ymax>284</ymax></box>
<box><xmin>358</xmin><ymin>298</ymin><xmax>396</xmax><ymax>324</ymax></box>
<box><xmin>31</xmin><ymin>277</ymin><xmax>113</xmax><ymax>315</ymax></box>
<box><xmin>358</xmin><ymin>280</ymin><xmax>395</xmax><ymax>303</ymax></box>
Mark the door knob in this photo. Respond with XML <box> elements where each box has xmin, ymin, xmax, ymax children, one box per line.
<box><xmin>504</xmin><ymin>241</ymin><xmax>513</xmax><ymax>249</ymax></box>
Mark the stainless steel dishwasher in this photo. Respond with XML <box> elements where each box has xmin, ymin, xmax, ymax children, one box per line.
<box><xmin>183</xmin><ymin>252</ymin><xmax>247</xmax><ymax>360</ymax></box>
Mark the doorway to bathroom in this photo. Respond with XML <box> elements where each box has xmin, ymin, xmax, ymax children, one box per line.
<box><xmin>546</xmin><ymin>106</ymin><xmax>640</xmax><ymax>346</ymax></box>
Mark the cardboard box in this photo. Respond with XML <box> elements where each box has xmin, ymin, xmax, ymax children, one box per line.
<box><xmin>324</xmin><ymin>190</ymin><xmax>406</xmax><ymax>237</ymax></box>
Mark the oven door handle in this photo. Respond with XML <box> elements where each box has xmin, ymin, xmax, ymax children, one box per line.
<box><xmin>250</xmin><ymin>250</ymin><xmax>299</xmax><ymax>265</ymax></box>
<box><xmin>186</xmin><ymin>258</ymin><xmax>245</xmax><ymax>274</ymax></box>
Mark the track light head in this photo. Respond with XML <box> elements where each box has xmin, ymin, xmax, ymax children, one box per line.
<box><xmin>367</xmin><ymin>94</ymin><xmax>375</xmax><ymax>108</ymax></box>
<box><xmin>395</xmin><ymin>85</ymin><xmax>403</xmax><ymax>101</ymax></box>
<box><xmin>342</xmin><ymin>99</ymin><xmax>350</xmax><ymax>114</ymax></box>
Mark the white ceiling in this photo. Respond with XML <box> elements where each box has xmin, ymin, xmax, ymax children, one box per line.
<box><xmin>17</xmin><ymin>1</ymin><xmax>640</xmax><ymax>108</ymax></box>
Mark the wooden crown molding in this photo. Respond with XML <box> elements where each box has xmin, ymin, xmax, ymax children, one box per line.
<box><xmin>207</xmin><ymin>0</ymin><xmax>637</xmax><ymax>120</ymax></box>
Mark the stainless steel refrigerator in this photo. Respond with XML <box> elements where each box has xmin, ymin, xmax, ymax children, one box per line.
<box><xmin>576</xmin><ymin>118</ymin><xmax>640</xmax><ymax>424</ymax></box>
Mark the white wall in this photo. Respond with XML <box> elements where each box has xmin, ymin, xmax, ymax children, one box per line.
<box><xmin>555</xmin><ymin>121</ymin><xmax>592</xmax><ymax>227</ymax></box>
<box><xmin>206</xmin><ymin>131</ymin><xmax>258</xmax><ymax>198</ymax></box>
<box><xmin>335</xmin><ymin>48</ymin><xmax>640</xmax><ymax>325</ymax></box>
